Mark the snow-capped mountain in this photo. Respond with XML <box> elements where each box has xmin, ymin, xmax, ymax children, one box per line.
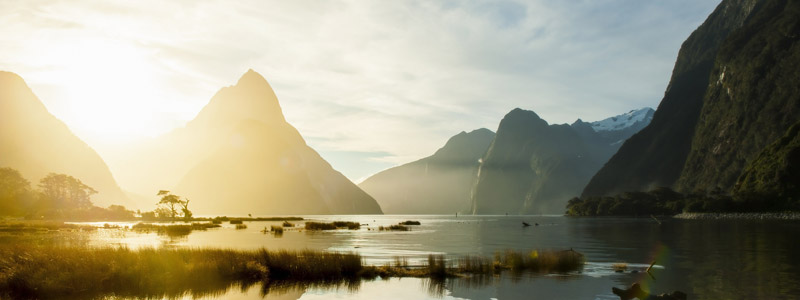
<box><xmin>590</xmin><ymin>108</ymin><xmax>654</xmax><ymax>132</ymax></box>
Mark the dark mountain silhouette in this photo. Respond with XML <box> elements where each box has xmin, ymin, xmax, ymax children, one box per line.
<box><xmin>0</xmin><ymin>71</ymin><xmax>130</xmax><ymax>208</ymax></box>
<box><xmin>583</xmin><ymin>0</ymin><xmax>800</xmax><ymax>207</ymax></box>
<box><xmin>470</xmin><ymin>107</ymin><xmax>651</xmax><ymax>215</ymax></box>
<box><xmin>359</xmin><ymin>128</ymin><xmax>495</xmax><ymax>214</ymax></box>
<box><xmin>582</xmin><ymin>0</ymin><xmax>762</xmax><ymax>197</ymax></box>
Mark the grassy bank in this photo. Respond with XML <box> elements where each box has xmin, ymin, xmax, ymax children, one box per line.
<box><xmin>0</xmin><ymin>246</ymin><xmax>584</xmax><ymax>299</ymax></box>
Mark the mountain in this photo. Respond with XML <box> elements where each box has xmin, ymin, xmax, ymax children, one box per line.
<box><xmin>470</xmin><ymin>107</ymin><xmax>651</xmax><ymax>215</ymax></box>
<box><xmin>583</xmin><ymin>0</ymin><xmax>800</xmax><ymax>203</ymax></box>
<box><xmin>121</xmin><ymin>70</ymin><xmax>382</xmax><ymax>215</ymax></box>
<box><xmin>675</xmin><ymin>0</ymin><xmax>800</xmax><ymax>194</ymax></box>
<box><xmin>0</xmin><ymin>71</ymin><xmax>130</xmax><ymax>208</ymax></box>
<box><xmin>733</xmin><ymin>121</ymin><xmax>800</xmax><ymax>205</ymax></box>
<box><xmin>358</xmin><ymin>128</ymin><xmax>495</xmax><ymax>214</ymax></box>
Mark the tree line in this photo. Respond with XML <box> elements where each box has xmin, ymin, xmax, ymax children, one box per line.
<box><xmin>566</xmin><ymin>186</ymin><xmax>798</xmax><ymax>216</ymax></box>
<box><xmin>0</xmin><ymin>167</ymin><xmax>192</xmax><ymax>221</ymax></box>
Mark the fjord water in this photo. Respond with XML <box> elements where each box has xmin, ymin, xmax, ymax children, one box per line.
<box><xmin>72</xmin><ymin>216</ymin><xmax>799</xmax><ymax>299</ymax></box>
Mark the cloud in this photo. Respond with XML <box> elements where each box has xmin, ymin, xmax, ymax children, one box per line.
<box><xmin>0</xmin><ymin>0</ymin><xmax>720</xmax><ymax>180</ymax></box>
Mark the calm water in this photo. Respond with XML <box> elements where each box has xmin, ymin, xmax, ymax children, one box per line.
<box><xmin>17</xmin><ymin>215</ymin><xmax>800</xmax><ymax>299</ymax></box>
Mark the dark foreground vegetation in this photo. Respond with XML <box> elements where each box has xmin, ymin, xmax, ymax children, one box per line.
<box><xmin>566</xmin><ymin>187</ymin><xmax>800</xmax><ymax>217</ymax></box>
<box><xmin>0</xmin><ymin>245</ymin><xmax>584</xmax><ymax>299</ymax></box>
<box><xmin>305</xmin><ymin>221</ymin><xmax>360</xmax><ymax>230</ymax></box>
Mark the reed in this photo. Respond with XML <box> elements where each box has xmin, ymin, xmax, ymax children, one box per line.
<box><xmin>0</xmin><ymin>245</ymin><xmax>584</xmax><ymax>299</ymax></box>
<box><xmin>270</xmin><ymin>225</ymin><xmax>284</xmax><ymax>234</ymax></box>
<box><xmin>235</xmin><ymin>224</ymin><xmax>248</xmax><ymax>230</ymax></box>
<box><xmin>378</xmin><ymin>225</ymin><xmax>409</xmax><ymax>231</ymax></box>
<box><xmin>305</xmin><ymin>221</ymin><xmax>360</xmax><ymax>230</ymax></box>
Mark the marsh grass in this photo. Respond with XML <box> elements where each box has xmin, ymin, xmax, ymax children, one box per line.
<box><xmin>399</xmin><ymin>220</ymin><xmax>421</xmax><ymax>225</ymax></box>
<box><xmin>0</xmin><ymin>246</ymin><xmax>584</xmax><ymax>299</ymax></box>
<box><xmin>229</xmin><ymin>220</ymin><xmax>244</xmax><ymax>225</ymax></box>
<box><xmin>0</xmin><ymin>221</ymin><xmax>97</xmax><ymax>232</ymax></box>
<box><xmin>379</xmin><ymin>225</ymin><xmax>409</xmax><ymax>231</ymax></box>
<box><xmin>270</xmin><ymin>226</ymin><xmax>284</xmax><ymax>234</ymax></box>
<box><xmin>235</xmin><ymin>224</ymin><xmax>248</xmax><ymax>230</ymax></box>
<box><xmin>282</xmin><ymin>221</ymin><xmax>294</xmax><ymax>227</ymax></box>
<box><xmin>131</xmin><ymin>222</ymin><xmax>221</xmax><ymax>237</ymax></box>
<box><xmin>305</xmin><ymin>221</ymin><xmax>360</xmax><ymax>230</ymax></box>
<box><xmin>493</xmin><ymin>249</ymin><xmax>585</xmax><ymax>273</ymax></box>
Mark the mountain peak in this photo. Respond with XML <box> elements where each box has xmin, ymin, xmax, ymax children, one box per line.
<box><xmin>188</xmin><ymin>69</ymin><xmax>285</xmax><ymax>129</ymax></box>
<box><xmin>236</xmin><ymin>69</ymin><xmax>268</xmax><ymax>86</ymax></box>
<box><xmin>589</xmin><ymin>107</ymin><xmax>654</xmax><ymax>132</ymax></box>
<box><xmin>498</xmin><ymin>108</ymin><xmax>549</xmax><ymax>132</ymax></box>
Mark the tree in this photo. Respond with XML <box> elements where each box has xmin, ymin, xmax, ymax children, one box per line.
<box><xmin>157</xmin><ymin>190</ymin><xmax>191</xmax><ymax>220</ymax></box>
<box><xmin>38</xmin><ymin>173</ymin><xmax>96</xmax><ymax>212</ymax></box>
<box><xmin>180</xmin><ymin>199</ymin><xmax>192</xmax><ymax>221</ymax></box>
<box><xmin>0</xmin><ymin>167</ymin><xmax>33</xmax><ymax>216</ymax></box>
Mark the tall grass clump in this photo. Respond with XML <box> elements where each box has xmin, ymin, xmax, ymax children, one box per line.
<box><xmin>235</xmin><ymin>224</ymin><xmax>248</xmax><ymax>230</ymax></box>
<box><xmin>270</xmin><ymin>226</ymin><xmax>284</xmax><ymax>234</ymax></box>
<box><xmin>379</xmin><ymin>225</ymin><xmax>409</xmax><ymax>231</ymax></box>
<box><xmin>492</xmin><ymin>249</ymin><xmax>585</xmax><ymax>273</ymax></box>
<box><xmin>282</xmin><ymin>221</ymin><xmax>294</xmax><ymax>227</ymax></box>
<box><xmin>305</xmin><ymin>221</ymin><xmax>360</xmax><ymax>230</ymax></box>
<box><xmin>0</xmin><ymin>246</ymin><xmax>269</xmax><ymax>299</ymax></box>
<box><xmin>399</xmin><ymin>220</ymin><xmax>421</xmax><ymax>225</ymax></box>
<box><xmin>254</xmin><ymin>249</ymin><xmax>363</xmax><ymax>280</ymax></box>
<box><xmin>427</xmin><ymin>254</ymin><xmax>449</xmax><ymax>279</ymax></box>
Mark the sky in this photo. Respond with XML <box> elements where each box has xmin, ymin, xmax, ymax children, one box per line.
<box><xmin>0</xmin><ymin>0</ymin><xmax>720</xmax><ymax>182</ymax></box>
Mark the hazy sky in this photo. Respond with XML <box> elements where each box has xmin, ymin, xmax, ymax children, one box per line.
<box><xmin>0</xmin><ymin>0</ymin><xmax>720</xmax><ymax>182</ymax></box>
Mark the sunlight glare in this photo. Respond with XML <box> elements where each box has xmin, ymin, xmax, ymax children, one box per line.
<box><xmin>40</xmin><ymin>38</ymin><xmax>167</xmax><ymax>141</ymax></box>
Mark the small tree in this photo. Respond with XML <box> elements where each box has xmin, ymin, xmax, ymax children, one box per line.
<box><xmin>156</xmin><ymin>190</ymin><xmax>191</xmax><ymax>221</ymax></box>
<box><xmin>180</xmin><ymin>199</ymin><xmax>192</xmax><ymax>221</ymax></box>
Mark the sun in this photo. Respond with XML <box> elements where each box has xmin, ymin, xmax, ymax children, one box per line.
<box><xmin>38</xmin><ymin>38</ymin><xmax>169</xmax><ymax>142</ymax></box>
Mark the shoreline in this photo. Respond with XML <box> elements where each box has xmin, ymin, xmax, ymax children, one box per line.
<box><xmin>673</xmin><ymin>212</ymin><xmax>800</xmax><ymax>220</ymax></box>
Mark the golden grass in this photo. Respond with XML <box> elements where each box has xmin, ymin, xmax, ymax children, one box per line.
<box><xmin>0</xmin><ymin>245</ymin><xmax>584</xmax><ymax>299</ymax></box>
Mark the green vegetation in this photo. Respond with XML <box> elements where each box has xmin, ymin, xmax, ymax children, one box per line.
<box><xmin>305</xmin><ymin>221</ymin><xmax>360</xmax><ymax>230</ymax></box>
<box><xmin>379</xmin><ymin>225</ymin><xmax>409</xmax><ymax>231</ymax></box>
<box><xmin>565</xmin><ymin>186</ymin><xmax>798</xmax><ymax>216</ymax></box>
<box><xmin>0</xmin><ymin>245</ymin><xmax>583</xmax><ymax>299</ymax></box>
<box><xmin>399</xmin><ymin>220</ymin><xmax>421</xmax><ymax>225</ymax></box>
